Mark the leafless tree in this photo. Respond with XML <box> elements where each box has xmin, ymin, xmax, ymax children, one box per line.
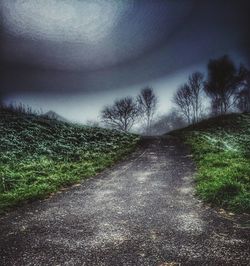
<box><xmin>188</xmin><ymin>72</ymin><xmax>204</xmax><ymax>123</ymax></box>
<box><xmin>86</xmin><ymin>120</ymin><xmax>100</xmax><ymax>127</ymax></box>
<box><xmin>101</xmin><ymin>96</ymin><xmax>139</xmax><ymax>131</ymax></box>
<box><xmin>149</xmin><ymin>110</ymin><xmax>186</xmax><ymax>135</ymax></box>
<box><xmin>173</xmin><ymin>84</ymin><xmax>193</xmax><ymax>124</ymax></box>
<box><xmin>236</xmin><ymin>65</ymin><xmax>250</xmax><ymax>113</ymax></box>
<box><xmin>205</xmin><ymin>55</ymin><xmax>242</xmax><ymax>115</ymax></box>
<box><xmin>137</xmin><ymin>87</ymin><xmax>158</xmax><ymax>134</ymax></box>
<box><xmin>0</xmin><ymin>90</ymin><xmax>4</xmax><ymax>108</ymax></box>
<box><xmin>173</xmin><ymin>71</ymin><xmax>205</xmax><ymax>124</ymax></box>
<box><xmin>237</xmin><ymin>88</ymin><xmax>250</xmax><ymax>113</ymax></box>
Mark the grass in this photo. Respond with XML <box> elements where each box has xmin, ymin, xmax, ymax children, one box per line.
<box><xmin>0</xmin><ymin>108</ymin><xmax>139</xmax><ymax>213</ymax></box>
<box><xmin>169</xmin><ymin>113</ymin><xmax>250</xmax><ymax>213</ymax></box>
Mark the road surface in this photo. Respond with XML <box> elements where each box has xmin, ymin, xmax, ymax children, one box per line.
<box><xmin>0</xmin><ymin>136</ymin><xmax>249</xmax><ymax>265</ymax></box>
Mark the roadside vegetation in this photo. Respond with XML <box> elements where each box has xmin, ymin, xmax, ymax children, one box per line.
<box><xmin>1</xmin><ymin>54</ymin><xmax>249</xmax><ymax>214</ymax></box>
<box><xmin>170</xmin><ymin>113</ymin><xmax>250</xmax><ymax>213</ymax></box>
<box><xmin>0</xmin><ymin>107</ymin><xmax>139</xmax><ymax>212</ymax></box>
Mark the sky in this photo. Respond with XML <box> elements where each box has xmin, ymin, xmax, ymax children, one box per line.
<box><xmin>0</xmin><ymin>0</ymin><xmax>250</xmax><ymax>123</ymax></box>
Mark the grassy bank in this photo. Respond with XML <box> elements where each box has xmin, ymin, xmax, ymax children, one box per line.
<box><xmin>170</xmin><ymin>113</ymin><xmax>250</xmax><ymax>213</ymax></box>
<box><xmin>0</xmin><ymin>108</ymin><xmax>139</xmax><ymax>212</ymax></box>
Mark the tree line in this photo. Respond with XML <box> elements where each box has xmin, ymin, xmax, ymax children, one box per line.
<box><xmin>174</xmin><ymin>55</ymin><xmax>250</xmax><ymax>124</ymax></box>
<box><xmin>2</xmin><ymin>55</ymin><xmax>247</xmax><ymax>134</ymax></box>
<box><xmin>100</xmin><ymin>55</ymin><xmax>250</xmax><ymax>134</ymax></box>
<box><xmin>101</xmin><ymin>87</ymin><xmax>157</xmax><ymax>133</ymax></box>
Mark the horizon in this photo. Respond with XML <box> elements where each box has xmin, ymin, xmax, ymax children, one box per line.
<box><xmin>1</xmin><ymin>0</ymin><xmax>250</xmax><ymax>123</ymax></box>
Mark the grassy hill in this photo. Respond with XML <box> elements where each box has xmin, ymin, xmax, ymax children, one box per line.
<box><xmin>42</xmin><ymin>110</ymin><xmax>69</xmax><ymax>122</ymax></box>
<box><xmin>0</xmin><ymin>108</ymin><xmax>139</xmax><ymax>212</ymax></box>
<box><xmin>169</xmin><ymin>113</ymin><xmax>250</xmax><ymax>213</ymax></box>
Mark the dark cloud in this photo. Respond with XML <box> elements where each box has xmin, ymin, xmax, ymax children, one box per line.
<box><xmin>0</xmin><ymin>0</ymin><xmax>250</xmax><ymax>97</ymax></box>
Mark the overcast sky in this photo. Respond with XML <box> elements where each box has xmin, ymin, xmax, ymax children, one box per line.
<box><xmin>0</xmin><ymin>0</ymin><xmax>250</xmax><ymax>122</ymax></box>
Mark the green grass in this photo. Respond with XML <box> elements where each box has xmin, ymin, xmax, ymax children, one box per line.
<box><xmin>0</xmin><ymin>108</ymin><xmax>139</xmax><ymax>212</ymax></box>
<box><xmin>170</xmin><ymin>113</ymin><xmax>250</xmax><ymax>213</ymax></box>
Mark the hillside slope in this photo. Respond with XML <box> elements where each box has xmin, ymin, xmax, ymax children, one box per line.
<box><xmin>0</xmin><ymin>108</ymin><xmax>139</xmax><ymax>212</ymax></box>
<box><xmin>42</xmin><ymin>110</ymin><xmax>69</xmax><ymax>122</ymax></box>
<box><xmin>169</xmin><ymin>113</ymin><xmax>250</xmax><ymax>213</ymax></box>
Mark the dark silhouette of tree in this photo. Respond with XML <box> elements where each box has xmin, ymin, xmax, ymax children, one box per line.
<box><xmin>0</xmin><ymin>91</ymin><xmax>4</xmax><ymax>108</ymax></box>
<box><xmin>137</xmin><ymin>87</ymin><xmax>158</xmax><ymax>134</ymax></box>
<box><xmin>173</xmin><ymin>84</ymin><xmax>193</xmax><ymax>124</ymax></box>
<box><xmin>173</xmin><ymin>72</ymin><xmax>205</xmax><ymax>124</ymax></box>
<box><xmin>211</xmin><ymin>98</ymin><xmax>223</xmax><ymax>116</ymax></box>
<box><xmin>205</xmin><ymin>55</ymin><xmax>241</xmax><ymax>115</ymax></box>
<box><xmin>86</xmin><ymin>120</ymin><xmax>100</xmax><ymax>127</ymax></box>
<box><xmin>237</xmin><ymin>89</ymin><xmax>250</xmax><ymax>112</ymax></box>
<box><xmin>236</xmin><ymin>66</ymin><xmax>250</xmax><ymax>112</ymax></box>
<box><xmin>101</xmin><ymin>96</ymin><xmax>139</xmax><ymax>131</ymax></box>
<box><xmin>149</xmin><ymin>110</ymin><xmax>186</xmax><ymax>135</ymax></box>
<box><xmin>188</xmin><ymin>71</ymin><xmax>205</xmax><ymax>123</ymax></box>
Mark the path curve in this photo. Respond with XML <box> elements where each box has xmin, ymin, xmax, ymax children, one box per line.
<box><xmin>0</xmin><ymin>136</ymin><xmax>249</xmax><ymax>265</ymax></box>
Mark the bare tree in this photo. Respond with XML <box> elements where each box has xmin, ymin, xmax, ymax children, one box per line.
<box><xmin>0</xmin><ymin>90</ymin><xmax>4</xmax><ymax>108</ymax></box>
<box><xmin>237</xmin><ymin>88</ymin><xmax>250</xmax><ymax>113</ymax></box>
<box><xmin>86</xmin><ymin>120</ymin><xmax>100</xmax><ymax>127</ymax></box>
<box><xmin>173</xmin><ymin>71</ymin><xmax>205</xmax><ymax>124</ymax></box>
<box><xmin>205</xmin><ymin>55</ymin><xmax>241</xmax><ymax>115</ymax></box>
<box><xmin>173</xmin><ymin>84</ymin><xmax>193</xmax><ymax>124</ymax></box>
<box><xmin>101</xmin><ymin>96</ymin><xmax>139</xmax><ymax>131</ymax></box>
<box><xmin>149</xmin><ymin>110</ymin><xmax>186</xmax><ymax>135</ymax></box>
<box><xmin>137</xmin><ymin>87</ymin><xmax>158</xmax><ymax>134</ymax></box>
<box><xmin>188</xmin><ymin>72</ymin><xmax>204</xmax><ymax>123</ymax></box>
<box><xmin>236</xmin><ymin>66</ymin><xmax>250</xmax><ymax>113</ymax></box>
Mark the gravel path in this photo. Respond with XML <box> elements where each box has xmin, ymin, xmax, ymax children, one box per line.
<box><xmin>0</xmin><ymin>136</ymin><xmax>249</xmax><ymax>265</ymax></box>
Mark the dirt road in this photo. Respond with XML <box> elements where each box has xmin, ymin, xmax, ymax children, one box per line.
<box><xmin>0</xmin><ymin>136</ymin><xmax>249</xmax><ymax>265</ymax></box>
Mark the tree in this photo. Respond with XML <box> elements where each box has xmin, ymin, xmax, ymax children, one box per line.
<box><xmin>149</xmin><ymin>110</ymin><xmax>186</xmax><ymax>135</ymax></box>
<box><xmin>236</xmin><ymin>65</ymin><xmax>250</xmax><ymax>113</ymax></box>
<box><xmin>188</xmin><ymin>72</ymin><xmax>204</xmax><ymax>123</ymax></box>
<box><xmin>0</xmin><ymin>90</ymin><xmax>4</xmax><ymax>108</ymax></box>
<box><xmin>101</xmin><ymin>96</ymin><xmax>139</xmax><ymax>131</ymax></box>
<box><xmin>205</xmin><ymin>55</ymin><xmax>241</xmax><ymax>115</ymax></box>
<box><xmin>237</xmin><ymin>88</ymin><xmax>250</xmax><ymax>112</ymax></box>
<box><xmin>86</xmin><ymin>120</ymin><xmax>100</xmax><ymax>127</ymax></box>
<box><xmin>173</xmin><ymin>72</ymin><xmax>205</xmax><ymax>124</ymax></box>
<box><xmin>137</xmin><ymin>87</ymin><xmax>158</xmax><ymax>134</ymax></box>
<box><xmin>173</xmin><ymin>83</ymin><xmax>193</xmax><ymax>124</ymax></box>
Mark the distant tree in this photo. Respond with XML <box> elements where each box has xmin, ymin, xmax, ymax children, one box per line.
<box><xmin>86</xmin><ymin>120</ymin><xmax>100</xmax><ymax>127</ymax></box>
<box><xmin>173</xmin><ymin>71</ymin><xmax>205</xmax><ymax>124</ymax></box>
<box><xmin>236</xmin><ymin>65</ymin><xmax>250</xmax><ymax>113</ymax></box>
<box><xmin>204</xmin><ymin>55</ymin><xmax>241</xmax><ymax>115</ymax></box>
<box><xmin>137</xmin><ymin>87</ymin><xmax>158</xmax><ymax>134</ymax></box>
<box><xmin>149</xmin><ymin>110</ymin><xmax>186</xmax><ymax>135</ymax></box>
<box><xmin>210</xmin><ymin>98</ymin><xmax>223</xmax><ymax>116</ymax></box>
<box><xmin>0</xmin><ymin>91</ymin><xmax>3</xmax><ymax>108</ymax></box>
<box><xmin>173</xmin><ymin>84</ymin><xmax>193</xmax><ymax>124</ymax></box>
<box><xmin>101</xmin><ymin>96</ymin><xmax>139</xmax><ymax>131</ymax></box>
<box><xmin>168</xmin><ymin>109</ymin><xmax>187</xmax><ymax>129</ymax></box>
<box><xmin>188</xmin><ymin>72</ymin><xmax>205</xmax><ymax>123</ymax></box>
<box><xmin>237</xmin><ymin>88</ymin><xmax>250</xmax><ymax>113</ymax></box>
<box><xmin>2</xmin><ymin>102</ymin><xmax>39</xmax><ymax>115</ymax></box>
